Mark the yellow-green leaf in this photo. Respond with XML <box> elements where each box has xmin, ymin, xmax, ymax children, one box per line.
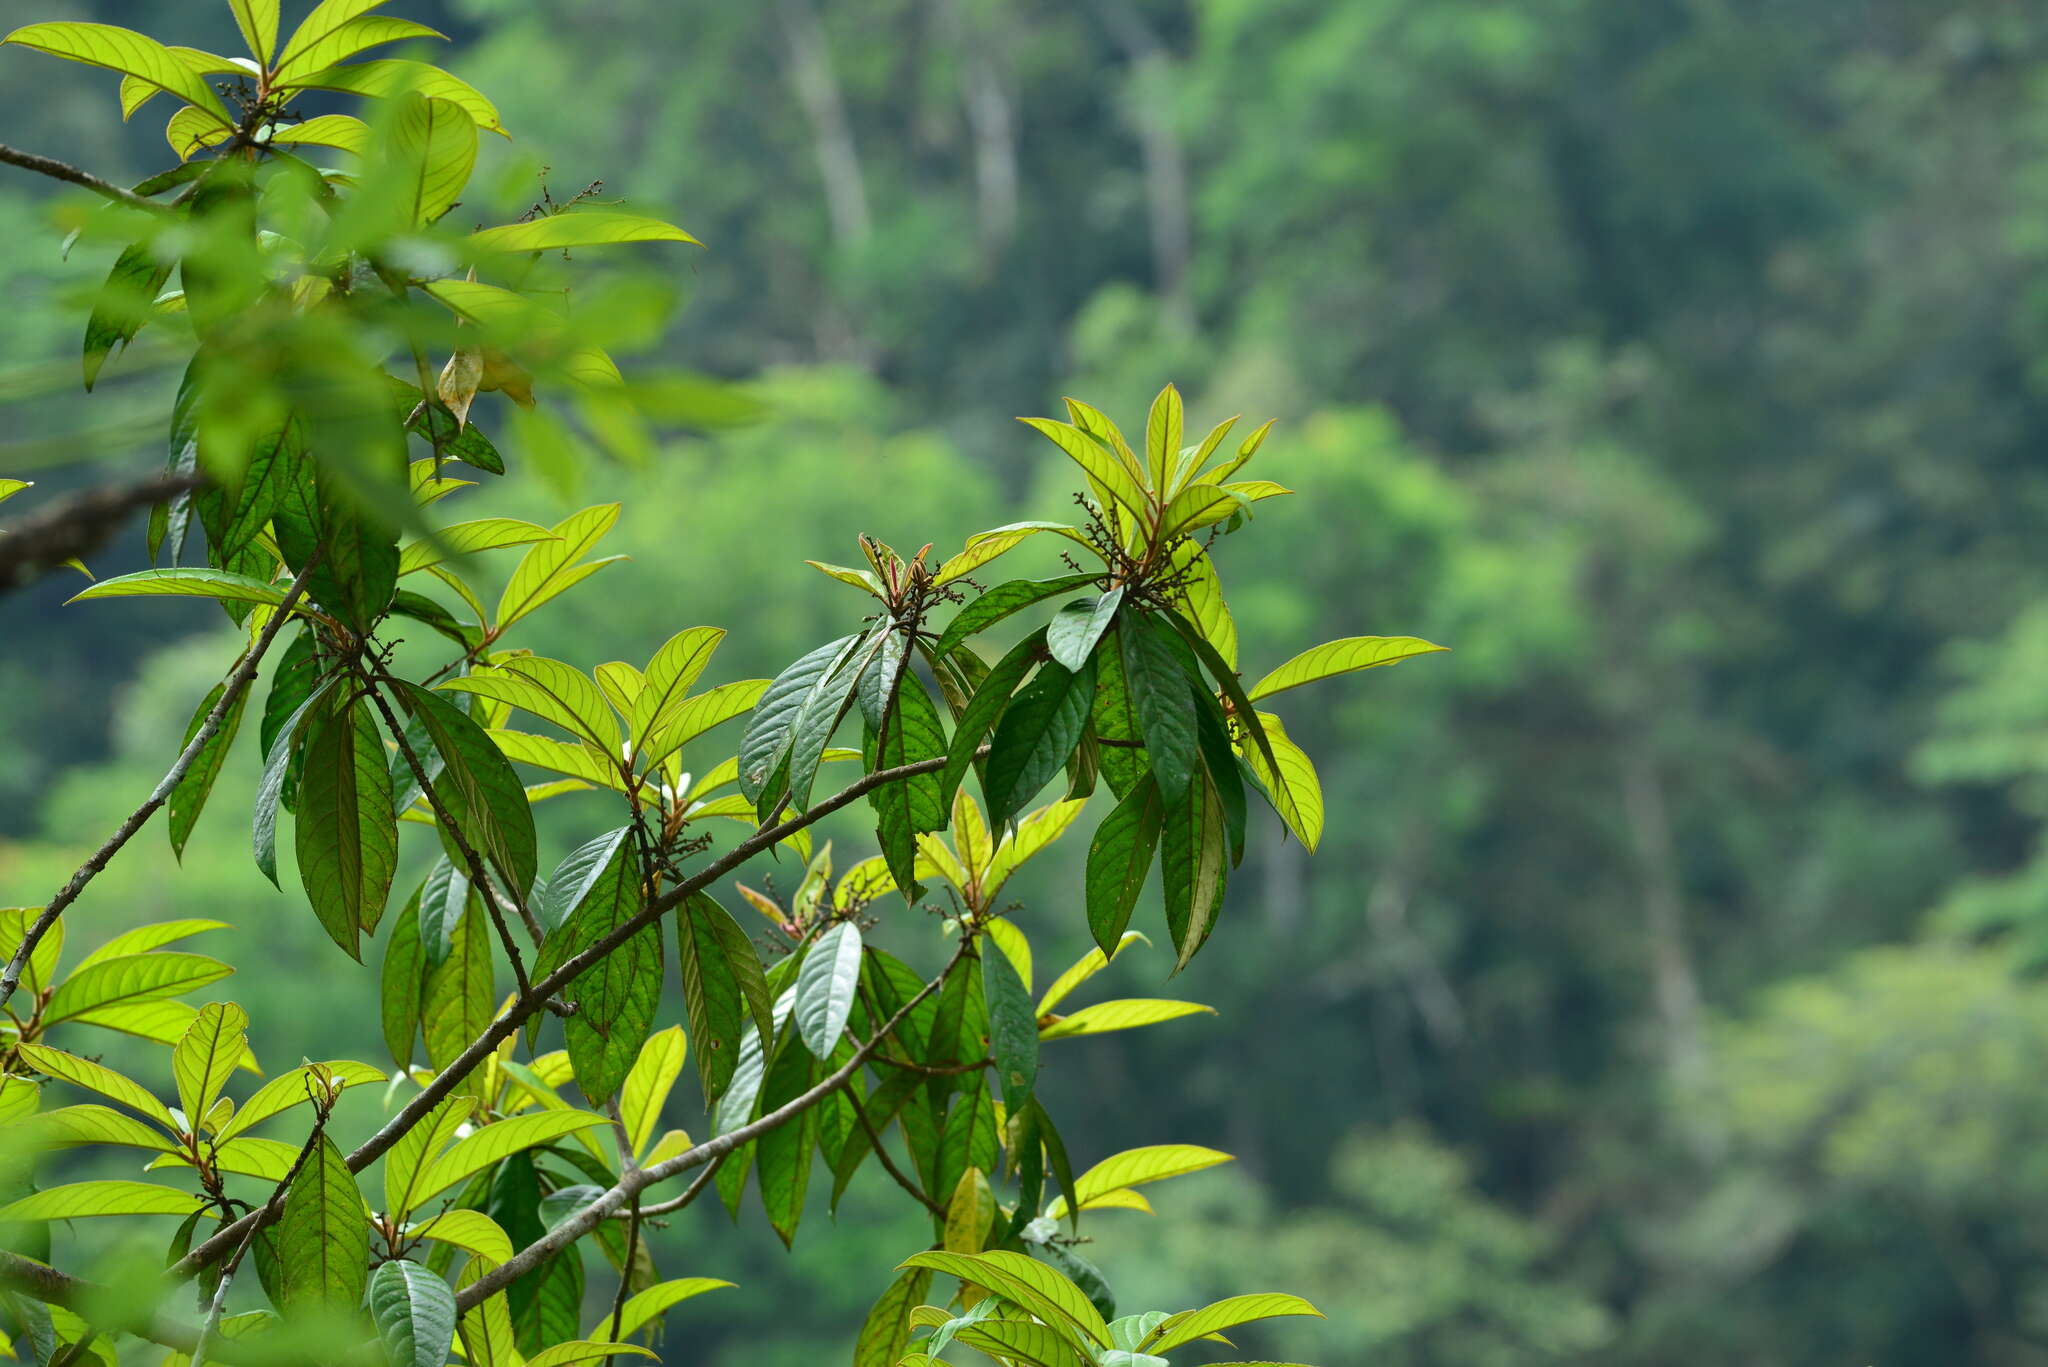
<box><xmin>594</xmin><ymin>1278</ymin><xmax>734</xmax><ymax>1343</ymax></box>
<box><xmin>1143</xmin><ymin>1295</ymin><xmax>1324</xmax><ymax>1355</ymax></box>
<box><xmin>276</xmin><ymin>59</ymin><xmax>504</xmax><ymax>135</ymax></box>
<box><xmin>265</xmin><ymin>113</ymin><xmax>373</xmax><ymax>157</ymax></box>
<box><xmin>1245</xmin><ymin>636</ymin><xmax>1448</xmax><ymax>702</ymax></box>
<box><xmin>497</xmin><ymin>504</ymin><xmax>623</xmax><ymax>630</ymax></box>
<box><xmin>418</xmin><ymin>1110</ymin><xmax>608</xmax><ymax>1202</ymax></box>
<box><xmin>405</xmin><ymin>1208</ymin><xmax>514</xmax><ymax>1264</ymax></box>
<box><xmin>0</xmin><ymin>1180</ymin><xmax>206</xmax><ymax>1220</ymax></box>
<box><xmin>172</xmin><ymin>1001</ymin><xmax>247</xmax><ymax>1131</ymax></box>
<box><xmin>1238</xmin><ymin>711</ymin><xmax>1323</xmax><ymax>853</ymax></box>
<box><xmin>1039</xmin><ymin>999</ymin><xmax>1215</xmax><ymax>1040</ymax></box>
<box><xmin>1034</xmin><ymin>932</ymin><xmax>1145</xmax><ymax>1017</ymax></box>
<box><xmin>466</xmin><ymin>212</ymin><xmax>699</xmax><ymax>254</ymax></box>
<box><xmin>619</xmin><ymin>1025</ymin><xmax>687</xmax><ymax>1162</ymax></box>
<box><xmin>275</xmin><ymin>14</ymin><xmax>440</xmax><ymax>77</ymax></box>
<box><xmin>2</xmin><ymin>23</ymin><xmax>231</xmax><ymax>127</ymax></box>
<box><xmin>399</xmin><ymin>518</ymin><xmax>557</xmax><ymax>576</ymax></box>
<box><xmin>226</xmin><ymin>0</ymin><xmax>279</xmax><ymax>63</ymax></box>
<box><xmin>67</xmin><ymin>567</ymin><xmax>284</xmax><ymax>607</ymax></box>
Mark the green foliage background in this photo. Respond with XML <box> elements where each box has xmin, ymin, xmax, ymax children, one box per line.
<box><xmin>8</xmin><ymin>0</ymin><xmax>2048</xmax><ymax>1362</ymax></box>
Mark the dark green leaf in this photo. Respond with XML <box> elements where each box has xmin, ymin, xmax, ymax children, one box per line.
<box><xmin>252</xmin><ymin>680</ymin><xmax>337</xmax><ymax>887</ymax></box>
<box><xmin>1089</xmin><ymin>626</ymin><xmax>1145</xmax><ymax>799</ymax></box>
<box><xmin>369</xmin><ymin>1259</ymin><xmax>457</xmax><ymax>1367</ymax></box>
<box><xmin>417</xmin><ymin>857</ymin><xmax>472</xmax><ymax>971</ymax></box>
<box><xmin>866</xmin><ymin>672</ymin><xmax>950</xmax><ymax>900</ymax></box>
<box><xmin>1046</xmin><ymin>588</ymin><xmax>1124</xmax><ymax>672</ymax></box>
<box><xmin>934</xmin><ymin>1088</ymin><xmax>997</xmax><ymax>1208</ymax></box>
<box><xmin>391</xmin><ymin>679</ymin><xmax>538</xmax><ymax>898</ymax></box>
<box><xmin>983</xmin><ymin>656</ymin><xmax>1097</xmax><ymax>829</ymax></box>
<box><xmin>934</xmin><ymin>575</ymin><xmax>1099</xmax><ymax>658</ymax></box>
<box><xmin>393</xmin><ymin>379</ymin><xmax>505</xmax><ymax>475</ymax></box>
<box><xmin>167</xmin><ymin>682</ymin><xmax>245</xmax><ymax>861</ymax></box>
<box><xmin>1086</xmin><ymin>775</ymin><xmax>1162</xmax><ymax>956</ymax></box>
<box><xmin>391</xmin><ymin>589</ymin><xmax>483</xmax><ymax>651</ymax></box>
<box><xmin>786</xmin><ymin>627</ymin><xmax>888</xmax><ymax>812</ymax></box>
<box><xmin>422</xmin><ymin>901</ymin><xmax>493</xmax><ymax>1073</ymax></box>
<box><xmin>276</xmin><ymin>1133</ymin><xmax>368</xmax><ymax>1316</ymax></box>
<box><xmin>1037</xmin><ymin>1243</ymin><xmax>1117</xmax><ymax>1324</ymax></box>
<box><xmin>678</xmin><ymin>892</ymin><xmax>773</xmax><ymax>1105</ymax></box>
<box><xmin>938</xmin><ymin>629</ymin><xmax>1044</xmax><ymax>815</ymax></box>
<box><xmin>1119</xmin><ymin>614</ymin><xmax>1198</xmax><ymax>802</ymax></box>
<box><xmin>295</xmin><ymin>695</ymin><xmax>399</xmax><ymax>957</ymax></box>
<box><xmin>534</xmin><ymin>828</ymin><xmax>659</xmax><ymax>1104</ymax></box>
<box><xmin>195</xmin><ymin>415</ymin><xmax>304</xmax><ymax>565</ymax></box>
<box><xmin>1193</xmin><ymin>702</ymin><xmax>1248</xmax><ymax>869</ymax></box>
<box><xmin>83</xmin><ymin>239</ymin><xmax>172</xmax><ymax>390</ymax></box>
<box><xmin>983</xmin><ymin>942</ymin><xmax>1039</xmax><ymax>1116</ymax></box>
<box><xmin>755</xmin><ymin>1038</ymin><xmax>817</xmax><ymax>1247</ymax></box>
<box><xmin>273</xmin><ymin>449</ymin><xmax>402</xmax><ymax>634</ymax></box>
<box><xmin>1160</xmin><ymin>770</ymin><xmax>1227</xmax><ymax>972</ymax></box>
<box><xmin>381</xmin><ymin>884</ymin><xmax>426</xmax><ymax>1069</ymax></box>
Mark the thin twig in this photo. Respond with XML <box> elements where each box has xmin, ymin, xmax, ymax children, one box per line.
<box><xmin>0</xmin><ymin>555</ymin><xmax>320</xmax><ymax>1013</ymax></box>
<box><xmin>634</xmin><ymin>1152</ymin><xmax>724</xmax><ymax>1219</ymax></box>
<box><xmin>360</xmin><ymin>677</ymin><xmax>536</xmax><ymax>997</ymax></box>
<box><xmin>173</xmin><ymin>747</ymin><xmax>965</xmax><ymax>1281</ymax></box>
<box><xmin>191</xmin><ymin>1085</ymin><xmax>335</xmax><ymax>1366</ymax></box>
<box><xmin>0</xmin><ymin>141</ymin><xmax>167</xmax><ymax>214</ymax></box>
<box><xmin>0</xmin><ymin>474</ymin><xmax>208</xmax><ymax>594</ymax></box>
<box><xmin>453</xmin><ymin>937</ymin><xmax>972</xmax><ymax>1310</ymax></box>
<box><xmin>849</xmin><ymin>1089</ymin><xmax>945</xmax><ymax>1218</ymax></box>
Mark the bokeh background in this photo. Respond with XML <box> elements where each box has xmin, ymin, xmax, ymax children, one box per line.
<box><xmin>9</xmin><ymin>1</ymin><xmax>2048</xmax><ymax>1363</ymax></box>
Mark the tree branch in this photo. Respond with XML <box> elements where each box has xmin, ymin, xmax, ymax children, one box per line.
<box><xmin>0</xmin><ymin>474</ymin><xmax>208</xmax><ymax>595</ymax></box>
<box><xmin>171</xmin><ymin>746</ymin><xmax>961</xmax><ymax>1281</ymax></box>
<box><xmin>0</xmin><ymin>142</ymin><xmax>167</xmax><ymax>215</ymax></box>
<box><xmin>0</xmin><ymin>1251</ymin><xmax>257</xmax><ymax>1363</ymax></box>
<box><xmin>849</xmin><ymin>1088</ymin><xmax>946</xmax><ymax>1218</ymax></box>
<box><xmin>454</xmin><ymin>935</ymin><xmax>970</xmax><ymax>1311</ymax></box>
<box><xmin>0</xmin><ymin>555</ymin><xmax>319</xmax><ymax>1013</ymax></box>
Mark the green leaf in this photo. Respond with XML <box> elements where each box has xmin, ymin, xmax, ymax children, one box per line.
<box><xmin>393</xmin><ymin>679</ymin><xmax>538</xmax><ymax>898</ymax></box>
<box><xmin>956</xmin><ymin>1318</ymin><xmax>1086</xmax><ymax>1367</ymax></box>
<box><xmin>1017</xmin><ymin>418</ymin><xmax>1151</xmax><ymax>526</ymax></box>
<box><xmin>497</xmin><ymin>504</ymin><xmax>622</xmax><ymax>630</ymax></box>
<box><xmin>276</xmin><ymin>0</ymin><xmax>403</xmax><ymax>69</ymax></box>
<box><xmin>1159</xmin><ymin>769</ymin><xmax>1226</xmax><ymax>972</ymax></box>
<box><xmin>466</xmin><ymin>212</ymin><xmax>700</xmax><ymax>254</ymax></box>
<box><xmin>677</xmin><ymin>893</ymin><xmax>773</xmax><ymax>1105</ymax></box>
<box><xmin>265</xmin><ymin>112</ymin><xmax>373</xmax><ymax>156</ymax></box>
<box><xmin>1083</xmin><ymin>774</ymin><xmax>1160</xmax><ymax>957</ymax></box>
<box><xmin>754</xmin><ymin>1037</ymin><xmax>817</xmax><ymax>1247</ymax></box>
<box><xmin>253</xmin><ymin>680</ymin><xmax>335</xmax><ymax>886</ymax></box>
<box><xmin>524</xmin><ymin>1344</ymin><xmax>656</xmax><ymax>1367</ymax></box>
<box><xmin>596</xmin><ymin>1277</ymin><xmax>734</xmax><ymax>1343</ymax></box>
<box><xmin>275</xmin><ymin>58</ymin><xmax>505</xmax><ymax>135</ymax></box>
<box><xmin>1245</xmin><ymin>635</ymin><xmax>1448</xmax><ymax>701</ymax></box>
<box><xmin>398</xmin><ymin>518</ymin><xmax>558</xmax><ymax>577</ymax></box>
<box><xmin>794</xmin><ymin>923</ymin><xmax>862</xmax><ymax>1059</ymax></box>
<box><xmin>296</xmin><ymin>695</ymin><xmax>400</xmax><ymax>957</ymax></box>
<box><xmin>43</xmin><ymin>952</ymin><xmax>231</xmax><ymax>1024</ymax></box>
<box><xmin>856</xmin><ymin>1268</ymin><xmax>933</xmax><ymax>1367</ymax></box>
<box><xmin>386</xmin><ymin>93</ymin><xmax>476</xmax><ymax>226</ymax></box>
<box><xmin>1047</xmin><ymin>589</ymin><xmax>1124</xmax><ymax>673</ymax></box>
<box><xmin>19</xmin><ymin>1104</ymin><xmax>174</xmax><ymax>1153</ymax></box>
<box><xmin>935</xmin><ymin>575</ymin><xmax>1098</xmax><ymax>658</ymax></box>
<box><xmin>2</xmin><ymin>23</ymin><xmax>231</xmax><ymax>126</ymax></box>
<box><xmin>982</xmin><ymin>943</ymin><xmax>1039</xmax><ymax>1116</ymax></box>
<box><xmin>421</xmin><ymin>901</ymin><xmax>493</xmax><ymax>1073</ymax></box>
<box><xmin>167</xmin><ymin>681</ymin><xmax>246</xmax><ymax>860</ymax></box>
<box><xmin>1119</xmin><ymin>616</ymin><xmax>1198</xmax><ymax>801</ymax></box>
<box><xmin>898</xmin><ymin>1250</ymin><xmax>1112</xmax><ymax>1350</ymax></box>
<box><xmin>983</xmin><ymin>798</ymin><xmax>1087</xmax><ymax>898</ymax></box>
<box><xmin>83</xmin><ymin>239</ymin><xmax>173</xmax><ymax>390</ymax></box>
<box><xmin>370</xmin><ymin>1259</ymin><xmax>459</xmax><ymax>1367</ymax></box>
<box><xmin>404</xmin><ymin>1209</ymin><xmax>514</xmax><ymax>1265</ymax></box>
<box><xmin>937</xmin><ymin>629</ymin><xmax>1043</xmax><ymax>815</ymax></box>
<box><xmin>866</xmin><ymin>674</ymin><xmax>950</xmax><ymax>901</ymax></box>
<box><xmin>1143</xmin><ymin>1295</ymin><xmax>1324</xmax><ymax>1354</ymax></box>
<box><xmin>640</xmin><ymin>678</ymin><xmax>768</xmax><ymax>767</ymax></box>
<box><xmin>275</xmin><ymin>15</ymin><xmax>439</xmax><ymax>78</ymax></box>
<box><xmin>1057</xmin><ymin>1144</ymin><xmax>1233</xmax><ymax>1215</ymax></box>
<box><xmin>983</xmin><ymin>656</ymin><xmax>1097</xmax><ymax>829</ymax></box>
<box><xmin>66</xmin><ymin>566</ymin><xmax>284</xmax><ymax>606</ymax></box>
<box><xmin>628</xmin><ymin>626</ymin><xmax>723</xmax><ymax>746</ymax></box>
<box><xmin>384</xmin><ymin>1097</ymin><xmax>472</xmax><ymax>1222</ymax></box>
<box><xmin>225</xmin><ymin>0</ymin><xmax>278</xmax><ymax>63</ymax></box>
<box><xmin>213</xmin><ymin>1060</ymin><xmax>385</xmax><ymax>1143</ymax></box>
<box><xmin>543</xmin><ymin>831</ymin><xmax>662</xmax><ymax>1105</ymax></box>
<box><xmin>276</xmin><ymin>1133</ymin><xmax>369</xmax><ymax>1315</ymax></box>
<box><xmin>1040</xmin><ymin>999</ymin><xmax>1214</xmax><ymax>1040</ymax></box>
<box><xmin>618</xmin><ymin>1025</ymin><xmax>686</xmax><ymax>1162</ymax></box>
<box><xmin>1144</xmin><ymin>383</ymin><xmax>1183</xmax><ymax>494</ymax></box>
<box><xmin>381</xmin><ymin>888</ymin><xmax>427</xmax><ymax>1068</ymax></box>
<box><xmin>15</xmin><ymin>1043</ymin><xmax>176</xmax><ymax>1127</ymax></box>
<box><xmin>421</xmin><ymin>1112</ymin><xmax>609</xmax><ymax>1204</ymax></box>
<box><xmin>171</xmin><ymin>1001</ymin><xmax>246</xmax><ymax>1130</ymax></box>
<box><xmin>737</xmin><ymin>634</ymin><xmax>860</xmax><ymax>806</ymax></box>
<box><xmin>0</xmin><ymin>1181</ymin><xmax>206</xmax><ymax>1221</ymax></box>
<box><xmin>1239</xmin><ymin>710</ymin><xmax>1324</xmax><ymax>852</ymax></box>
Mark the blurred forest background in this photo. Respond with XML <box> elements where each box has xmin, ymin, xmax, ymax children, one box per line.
<box><xmin>8</xmin><ymin>0</ymin><xmax>2048</xmax><ymax>1363</ymax></box>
